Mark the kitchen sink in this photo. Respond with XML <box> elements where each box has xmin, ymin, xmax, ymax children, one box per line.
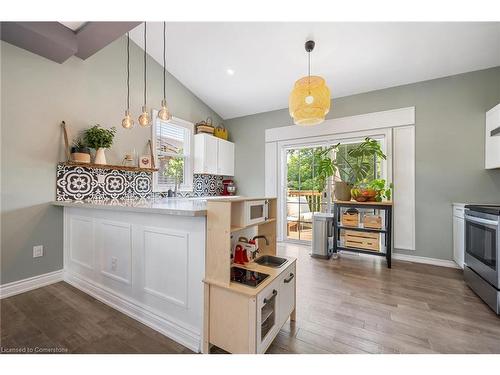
<box><xmin>254</xmin><ymin>255</ymin><xmax>287</xmax><ymax>268</ymax></box>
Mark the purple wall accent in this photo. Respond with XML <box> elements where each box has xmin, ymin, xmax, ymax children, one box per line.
<box><xmin>75</xmin><ymin>22</ymin><xmax>141</xmax><ymax>59</ymax></box>
<box><xmin>0</xmin><ymin>22</ymin><xmax>77</xmax><ymax>63</ymax></box>
<box><xmin>0</xmin><ymin>21</ymin><xmax>141</xmax><ymax>63</ymax></box>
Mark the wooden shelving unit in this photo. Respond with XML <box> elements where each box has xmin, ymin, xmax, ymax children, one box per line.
<box><xmin>61</xmin><ymin>161</ymin><xmax>158</xmax><ymax>173</ymax></box>
<box><xmin>333</xmin><ymin>200</ymin><xmax>393</xmax><ymax>268</ymax></box>
<box><xmin>203</xmin><ymin>197</ymin><xmax>297</xmax><ymax>354</ymax></box>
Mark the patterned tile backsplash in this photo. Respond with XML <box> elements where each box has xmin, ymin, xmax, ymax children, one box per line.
<box><xmin>56</xmin><ymin>163</ymin><xmax>224</xmax><ymax>202</ymax></box>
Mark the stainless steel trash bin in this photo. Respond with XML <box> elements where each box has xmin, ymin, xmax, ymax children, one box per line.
<box><xmin>311</xmin><ymin>213</ymin><xmax>334</xmax><ymax>259</ymax></box>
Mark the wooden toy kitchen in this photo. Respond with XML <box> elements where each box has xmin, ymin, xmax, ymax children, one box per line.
<box><xmin>203</xmin><ymin>197</ymin><xmax>297</xmax><ymax>354</ymax></box>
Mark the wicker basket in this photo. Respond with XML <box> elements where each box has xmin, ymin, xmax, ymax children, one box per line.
<box><xmin>214</xmin><ymin>124</ymin><xmax>228</xmax><ymax>140</ymax></box>
<box><xmin>196</xmin><ymin>117</ymin><xmax>215</xmax><ymax>135</ymax></box>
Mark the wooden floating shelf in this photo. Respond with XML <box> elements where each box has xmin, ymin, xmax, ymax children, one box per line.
<box><xmin>230</xmin><ymin>218</ymin><xmax>277</xmax><ymax>233</ymax></box>
<box><xmin>61</xmin><ymin>161</ymin><xmax>158</xmax><ymax>173</ymax></box>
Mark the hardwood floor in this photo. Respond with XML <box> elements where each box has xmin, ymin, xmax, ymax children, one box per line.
<box><xmin>0</xmin><ymin>282</ymin><xmax>192</xmax><ymax>354</ymax></box>
<box><xmin>2</xmin><ymin>242</ymin><xmax>499</xmax><ymax>354</ymax></box>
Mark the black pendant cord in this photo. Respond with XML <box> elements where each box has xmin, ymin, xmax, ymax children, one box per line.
<box><xmin>163</xmin><ymin>21</ymin><xmax>166</xmax><ymax>101</ymax></box>
<box><xmin>143</xmin><ymin>22</ymin><xmax>147</xmax><ymax>107</ymax></box>
<box><xmin>308</xmin><ymin>50</ymin><xmax>311</xmax><ymax>85</ymax></box>
<box><xmin>126</xmin><ymin>33</ymin><xmax>130</xmax><ymax>111</ymax></box>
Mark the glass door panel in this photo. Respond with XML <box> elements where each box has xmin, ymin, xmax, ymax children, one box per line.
<box><xmin>285</xmin><ymin>146</ymin><xmax>325</xmax><ymax>242</ymax></box>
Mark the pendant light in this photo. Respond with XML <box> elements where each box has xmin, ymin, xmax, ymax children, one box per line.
<box><xmin>158</xmin><ymin>22</ymin><xmax>172</xmax><ymax>121</ymax></box>
<box><xmin>138</xmin><ymin>22</ymin><xmax>151</xmax><ymax>127</ymax></box>
<box><xmin>121</xmin><ymin>33</ymin><xmax>134</xmax><ymax>129</ymax></box>
<box><xmin>289</xmin><ymin>40</ymin><xmax>331</xmax><ymax>126</ymax></box>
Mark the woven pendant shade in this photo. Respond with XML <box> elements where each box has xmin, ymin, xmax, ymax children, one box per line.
<box><xmin>289</xmin><ymin>75</ymin><xmax>330</xmax><ymax>126</ymax></box>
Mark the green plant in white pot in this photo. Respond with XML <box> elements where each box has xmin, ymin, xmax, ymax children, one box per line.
<box><xmin>83</xmin><ymin>125</ymin><xmax>116</xmax><ymax>165</ymax></box>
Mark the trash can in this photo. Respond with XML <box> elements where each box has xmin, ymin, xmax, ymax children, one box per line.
<box><xmin>311</xmin><ymin>213</ymin><xmax>334</xmax><ymax>259</ymax></box>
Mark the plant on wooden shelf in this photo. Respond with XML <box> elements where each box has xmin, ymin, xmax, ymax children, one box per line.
<box><xmin>83</xmin><ymin>125</ymin><xmax>116</xmax><ymax>165</ymax></box>
<box><xmin>351</xmin><ymin>179</ymin><xmax>393</xmax><ymax>202</ymax></box>
<box><xmin>317</xmin><ymin>137</ymin><xmax>388</xmax><ymax>202</ymax></box>
<box><xmin>70</xmin><ymin>137</ymin><xmax>91</xmax><ymax>163</ymax></box>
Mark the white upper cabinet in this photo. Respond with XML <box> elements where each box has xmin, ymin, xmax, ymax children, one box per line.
<box><xmin>194</xmin><ymin>134</ymin><xmax>235</xmax><ymax>176</ymax></box>
<box><xmin>485</xmin><ymin>103</ymin><xmax>500</xmax><ymax>169</ymax></box>
<box><xmin>217</xmin><ymin>138</ymin><xmax>235</xmax><ymax>176</ymax></box>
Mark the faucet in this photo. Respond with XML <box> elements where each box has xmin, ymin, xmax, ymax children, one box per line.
<box><xmin>252</xmin><ymin>235</ymin><xmax>269</xmax><ymax>245</ymax></box>
<box><xmin>251</xmin><ymin>235</ymin><xmax>269</xmax><ymax>260</ymax></box>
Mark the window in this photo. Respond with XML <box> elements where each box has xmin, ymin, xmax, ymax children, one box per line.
<box><xmin>152</xmin><ymin>111</ymin><xmax>194</xmax><ymax>192</ymax></box>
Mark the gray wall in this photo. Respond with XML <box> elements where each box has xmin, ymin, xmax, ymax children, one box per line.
<box><xmin>226</xmin><ymin>67</ymin><xmax>500</xmax><ymax>261</ymax></box>
<box><xmin>1</xmin><ymin>38</ymin><xmax>222</xmax><ymax>284</ymax></box>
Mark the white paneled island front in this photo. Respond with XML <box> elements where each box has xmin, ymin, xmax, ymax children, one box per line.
<box><xmin>53</xmin><ymin>199</ymin><xmax>208</xmax><ymax>352</ymax></box>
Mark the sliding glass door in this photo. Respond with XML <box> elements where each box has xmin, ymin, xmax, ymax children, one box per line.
<box><xmin>282</xmin><ymin>135</ymin><xmax>386</xmax><ymax>244</ymax></box>
<box><xmin>285</xmin><ymin>146</ymin><xmax>327</xmax><ymax>242</ymax></box>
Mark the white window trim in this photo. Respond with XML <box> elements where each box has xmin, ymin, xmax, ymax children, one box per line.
<box><xmin>151</xmin><ymin>111</ymin><xmax>195</xmax><ymax>193</ymax></box>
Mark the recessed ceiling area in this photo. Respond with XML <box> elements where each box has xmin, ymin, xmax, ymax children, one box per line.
<box><xmin>130</xmin><ymin>22</ymin><xmax>500</xmax><ymax>120</ymax></box>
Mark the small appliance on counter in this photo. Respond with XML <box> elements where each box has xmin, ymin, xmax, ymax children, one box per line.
<box><xmin>222</xmin><ymin>179</ymin><xmax>237</xmax><ymax>196</ymax></box>
<box><xmin>464</xmin><ymin>204</ymin><xmax>500</xmax><ymax>314</ymax></box>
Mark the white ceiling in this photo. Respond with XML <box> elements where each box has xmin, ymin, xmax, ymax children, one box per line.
<box><xmin>130</xmin><ymin>22</ymin><xmax>500</xmax><ymax>120</ymax></box>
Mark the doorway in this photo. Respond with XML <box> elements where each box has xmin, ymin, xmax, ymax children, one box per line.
<box><xmin>285</xmin><ymin>146</ymin><xmax>328</xmax><ymax>243</ymax></box>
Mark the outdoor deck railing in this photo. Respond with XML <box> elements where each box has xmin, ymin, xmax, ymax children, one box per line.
<box><xmin>287</xmin><ymin>190</ymin><xmax>324</xmax><ymax>213</ymax></box>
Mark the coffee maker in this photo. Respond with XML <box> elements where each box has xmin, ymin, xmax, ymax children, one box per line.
<box><xmin>222</xmin><ymin>179</ymin><xmax>236</xmax><ymax>196</ymax></box>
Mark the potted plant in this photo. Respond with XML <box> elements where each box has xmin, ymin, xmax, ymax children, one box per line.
<box><xmin>351</xmin><ymin>179</ymin><xmax>393</xmax><ymax>202</ymax></box>
<box><xmin>83</xmin><ymin>125</ymin><xmax>116</xmax><ymax>165</ymax></box>
<box><xmin>316</xmin><ymin>137</ymin><xmax>387</xmax><ymax>201</ymax></box>
<box><xmin>316</xmin><ymin>144</ymin><xmax>352</xmax><ymax>201</ymax></box>
<box><xmin>70</xmin><ymin>137</ymin><xmax>91</xmax><ymax>163</ymax></box>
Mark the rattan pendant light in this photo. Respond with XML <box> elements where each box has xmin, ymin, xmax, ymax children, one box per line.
<box><xmin>289</xmin><ymin>40</ymin><xmax>331</xmax><ymax>126</ymax></box>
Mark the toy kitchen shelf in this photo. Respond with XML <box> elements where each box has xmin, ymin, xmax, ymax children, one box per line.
<box><xmin>203</xmin><ymin>197</ymin><xmax>297</xmax><ymax>354</ymax></box>
<box><xmin>332</xmin><ymin>200</ymin><xmax>393</xmax><ymax>268</ymax></box>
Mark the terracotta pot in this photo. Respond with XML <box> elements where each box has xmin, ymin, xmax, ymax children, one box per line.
<box><xmin>334</xmin><ymin>181</ymin><xmax>352</xmax><ymax>201</ymax></box>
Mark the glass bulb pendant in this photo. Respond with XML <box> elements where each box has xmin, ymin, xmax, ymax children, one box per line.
<box><xmin>158</xmin><ymin>99</ymin><xmax>172</xmax><ymax>121</ymax></box>
<box><xmin>121</xmin><ymin>110</ymin><xmax>134</xmax><ymax>129</ymax></box>
<box><xmin>138</xmin><ymin>106</ymin><xmax>151</xmax><ymax>127</ymax></box>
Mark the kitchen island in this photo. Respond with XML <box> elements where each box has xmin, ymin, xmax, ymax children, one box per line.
<box><xmin>53</xmin><ymin>196</ymin><xmax>294</xmax><ymax>354</ymax></box>
<box><xmin>53</xmin><ymin>199</ymin><xmax>208</xmax><ymax>352</ymax></box>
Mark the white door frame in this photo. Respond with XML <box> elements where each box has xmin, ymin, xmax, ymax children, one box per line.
<box><xmin>277</xmin><ymin>129</ymin><xmax>392</xmax><ymax>243</ymax></box>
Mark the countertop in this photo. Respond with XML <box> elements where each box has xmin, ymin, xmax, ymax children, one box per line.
<box><xmin>52</xmin><ymin>198</ymin><xmax>208</xmax><ymax>217</ymax></box>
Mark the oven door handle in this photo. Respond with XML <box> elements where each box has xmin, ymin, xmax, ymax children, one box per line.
<box><xmin>465</xmin><ymin>215</ymin><xmax>499</xmax><ymax>227</ymax></box>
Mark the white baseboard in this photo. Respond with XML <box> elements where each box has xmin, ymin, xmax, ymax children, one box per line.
<box><xmin>0</xmin><ymin>270</ymin><xmax>64</xmax><ymax>299</ymax></box>
<box><xmin>392</xmin><ymin>253</ymin><xmax>460</xmax><ymax>269</ymax></box>
<box><xmin>64</xmin><ymin>271</ymin><xmax>200</xmax><ymax>353</ymax></box>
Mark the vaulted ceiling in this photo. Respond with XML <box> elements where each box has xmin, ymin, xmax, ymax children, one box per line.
<box><xmin>130</xmin><ymin>22</ymin><xmax>500</xmax><ymax>119</ymax></box>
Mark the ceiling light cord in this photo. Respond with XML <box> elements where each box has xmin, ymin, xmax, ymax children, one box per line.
<box><xmin>163</xmin><ymin>22</ymin><xmax>166</xmax><ymax>100</ymax></box>
<box><xmin>143</xmin><ymin>22</ymin><xmax>147</xmax><ymax>107</ymax></box>
<box><xmin>308</xmin><ymin>50</ymin><xmax>311</xmax><ymax>85</ymax></box>
<box><xmin>126</xmin><ymin>32</ymin><xmax>130</xmax><ymax>111</ymax></box>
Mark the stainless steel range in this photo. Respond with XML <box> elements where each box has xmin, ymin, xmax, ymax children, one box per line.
<box><xmin>464</xmin><ymin>205</ymin><xmax>500</xmax><ymax>314</ymax></box>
